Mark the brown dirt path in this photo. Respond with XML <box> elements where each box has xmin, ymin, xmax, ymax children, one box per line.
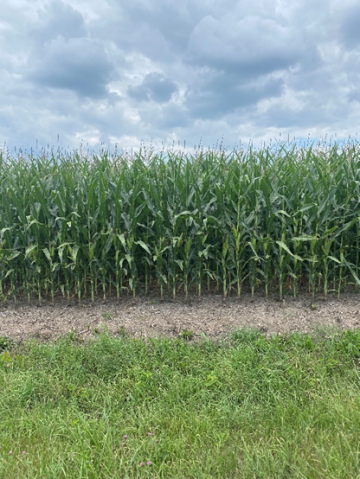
<box><xmin>1</xmin><ymin>291</ymin><xmax>360</xmax><ymax>342</ymax></box>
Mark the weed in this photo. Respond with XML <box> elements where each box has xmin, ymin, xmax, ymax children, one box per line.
<box><xmin>179</xmin><ymin>329</ymin><xmax>194</xmax><ymax>341</ymax></box>
<box><xmin>0</xmin><ymin>336</ymin><xmax>13</xmax><ymax>352</ymax></box>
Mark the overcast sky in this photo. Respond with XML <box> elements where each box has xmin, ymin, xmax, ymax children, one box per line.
<box><xmin>1</xmin><ymin>0</ymin><xmax>360</xmax><ymax>155</ymax></box>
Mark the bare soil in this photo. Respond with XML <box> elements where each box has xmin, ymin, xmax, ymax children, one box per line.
<box><xmin>1</xmin><ymin>290</ymin><xmax>360</xmax><ymax>343</ymax></box>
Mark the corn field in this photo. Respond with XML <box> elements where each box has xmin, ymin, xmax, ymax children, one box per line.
<box><xmin>1</xmin><ymin>141</ymin><xmax>360</xmax><ymax>303</ymax></box>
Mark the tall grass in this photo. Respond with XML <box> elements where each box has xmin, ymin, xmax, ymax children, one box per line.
<box><xmin>1</xmin><ymin>140</ymin><xmax>360</xmax><ymax>302</ymax></box>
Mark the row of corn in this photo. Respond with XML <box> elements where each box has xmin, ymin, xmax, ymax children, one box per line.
<box><xmin>1</xmin><ymin>142</ymin><xmax>360</xmax><ymax>302</ymax></box>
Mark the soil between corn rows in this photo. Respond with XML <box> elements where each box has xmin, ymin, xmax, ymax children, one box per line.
<box><xmin>1</xmin><ymin>290</ymin><xmax>360</xmax><ymax>342</ymax></box>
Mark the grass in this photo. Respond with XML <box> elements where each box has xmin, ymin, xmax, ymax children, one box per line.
<box><xmin>1</xmin><ymin>328</ymin><xmax>360</xmax><ymax>478</ymax></box>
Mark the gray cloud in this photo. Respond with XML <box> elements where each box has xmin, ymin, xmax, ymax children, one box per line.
<box><xmin>338</xmin><ymin>4</ymin><xmax>360</xmax><ymax>49</ymax></box>
<box><xmin>128</xmin><ymin>72</ymin><xmax>178</xmax><ymax>103</ymax></box>
<box><xmin>30</xmin><ymin>0</ymin><xmax>87</xmax><ymax>44</ymax></box>
<box><xmin>26</xmin><ymin>37</ymin><xmax>114</xmax><ymax>98</ymax></box>
<box><xmin>185</xmin><ymin>71</ymin><xmax>284</xmax><ymax>119</ymax></box>
<box><xmin>187</xmin><ymin>14</ymin><xmax>307</xmax><ymax>76</ymax></box>
<box><xmin>96</xmin><ymin>1</ymin><xmax>203</xmax><ymax>61</ymax></box>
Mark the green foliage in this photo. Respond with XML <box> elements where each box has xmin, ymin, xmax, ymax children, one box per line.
<box><xmin>1</xmin><ymin>330</ymin><xmax>360</xmax><ymax>477</ymax></box>
<box><xmin>1</xmin><ymin>141</ymin><xmax>360</xmax><ymax>301</ymax></box>
<box><xmin>0</xmin><ymin>336</ymin><xmax>13</xmax><ymax>352</ymax></box>
<box><xmin>178</xmin><ymin>329</ymin><xmax>194</xmax><ymax>341</ymax></box>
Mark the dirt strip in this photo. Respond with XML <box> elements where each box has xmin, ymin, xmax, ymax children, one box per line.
<box><xmin>1</xmin><ymin>290</ymin><xmax>360</xmax><ymax>343</ymax></box>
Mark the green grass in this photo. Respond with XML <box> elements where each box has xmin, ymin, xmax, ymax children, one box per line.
<box><xmin>1</xmin><ymin>328</ymin><xmax>360</xmax><ymax>478</ymax></box>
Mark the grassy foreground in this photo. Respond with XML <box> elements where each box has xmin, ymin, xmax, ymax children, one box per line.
<box><xmin>0</xmin><ymin>329</ymin><xmax>360</xmax><ymax>478</ymax></box>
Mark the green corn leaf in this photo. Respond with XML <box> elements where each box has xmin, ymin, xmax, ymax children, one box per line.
<box><xmin>69</xmin><ymin>245</ymin><xmax>79</xmax><ymax>262</ymax></box>
<box><xmin>185</xmin><ymin>238</ymin><xmax>192</xmax><ymax>256</ymax></box>
<box><xmin>52</xmin><ymin>262</ymin><xmax>59</xmax><ymax>272</ymax></box>
<box><xmin>337</xmin><ymin>217</ymin><xmax>360</xmax><ymax>235</ymax></box>
<box><xmin>125</xmin><ymin>254</ymin><xmax>132</xmax><ymax>265</ymax></box>
<box><xmin>291</xmin><ymin>235</ymin><xmax>316</xmax><ymax>242</ymax></box>
<box><xmin>43</xmin><ymin>248</ymin><xmax>51</xmax><ymax>262</ymax></box>
<box><xmin>135</xmin><ymin>240</ymin><xmax>151</xmax><ymax>255</ymax></box>
<box><xmin>294</xmin><ymin>204</ymin><xmax>316</xmax><ymax>215</ymax></box>
<box><xmin>343</xmin><ymin>259</ymin><xmax>360</xmax><ymax>286</ymax></box>
<box><xmin>174</xmin><ymin>259</ymin><xmax>183</xmax><ymax>271</ymax></box>
<box><xmin>275</xmin><ymin>209</ymin><xmax>291</xmax><ymax>217</ymax></box>
<box><xmin>117</xmin><ymin>233</ymin><xmax>126</xmax><ymax>248</ymax></box>
<box><xmin>276</xmin><ymin>241</ymin><xmax>303</xmax><ymax>261</ymax></box>
<box><xmin>247</xmin><ymin>241</ymin><xmax>260</xmax><ymax>259</ymax></box>
<box><xmin>175</xmin><ymin>211</ymin><xmax>192</xmax><ymax>219</ymax></box>
<box><xmin>25</xmin><ymin>218</ymin><xmax>43</xmax><ymax>230</ymax></box>
<box><xmin>5</xmin><ymin>269</ymin><xmax>14</xmax><ymax>278</ymax></box>
<box><xmin>173</xmin><ymin>235</ymin><xmax>183</xmax><ymax>248</ymax></box>
<box><xmin>7</xmin><ymin>251</ymin><xmax>21</xmax><ymax>261</ymax></box>
<box><xmin>320</xmin><ymin>225</ymin><xmax>338</xmax><ymax>239</ymax></box>
<box><xmin>103</xmin><ymin>235</ymin><xmax>113</xmax><ymax>255</ymax></box>
<box><xmin>0</xmin><ymin>227</ymin><xmax>13</xmax><ymax>236</ymax></box>
<box><xmin>25</xmin><ymin>245</ymin><xmax>37</xmax><ymax>257</ymax></box>
<box><xmin>328</xmin><ymin>256</ymin><xmax>342</xmax><ymax>264</ymax></box>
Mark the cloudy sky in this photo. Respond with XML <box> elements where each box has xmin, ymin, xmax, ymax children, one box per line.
<box><xmin>1</xmin><ymin>0</ymin><xmax>360</xmax><ymax>155</ymax></box>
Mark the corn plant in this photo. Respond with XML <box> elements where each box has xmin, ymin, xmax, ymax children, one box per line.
<box><xmin>1</xmin><ymin>139</ymin><xmax>360</xmax><ymax>302</ymax></box>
